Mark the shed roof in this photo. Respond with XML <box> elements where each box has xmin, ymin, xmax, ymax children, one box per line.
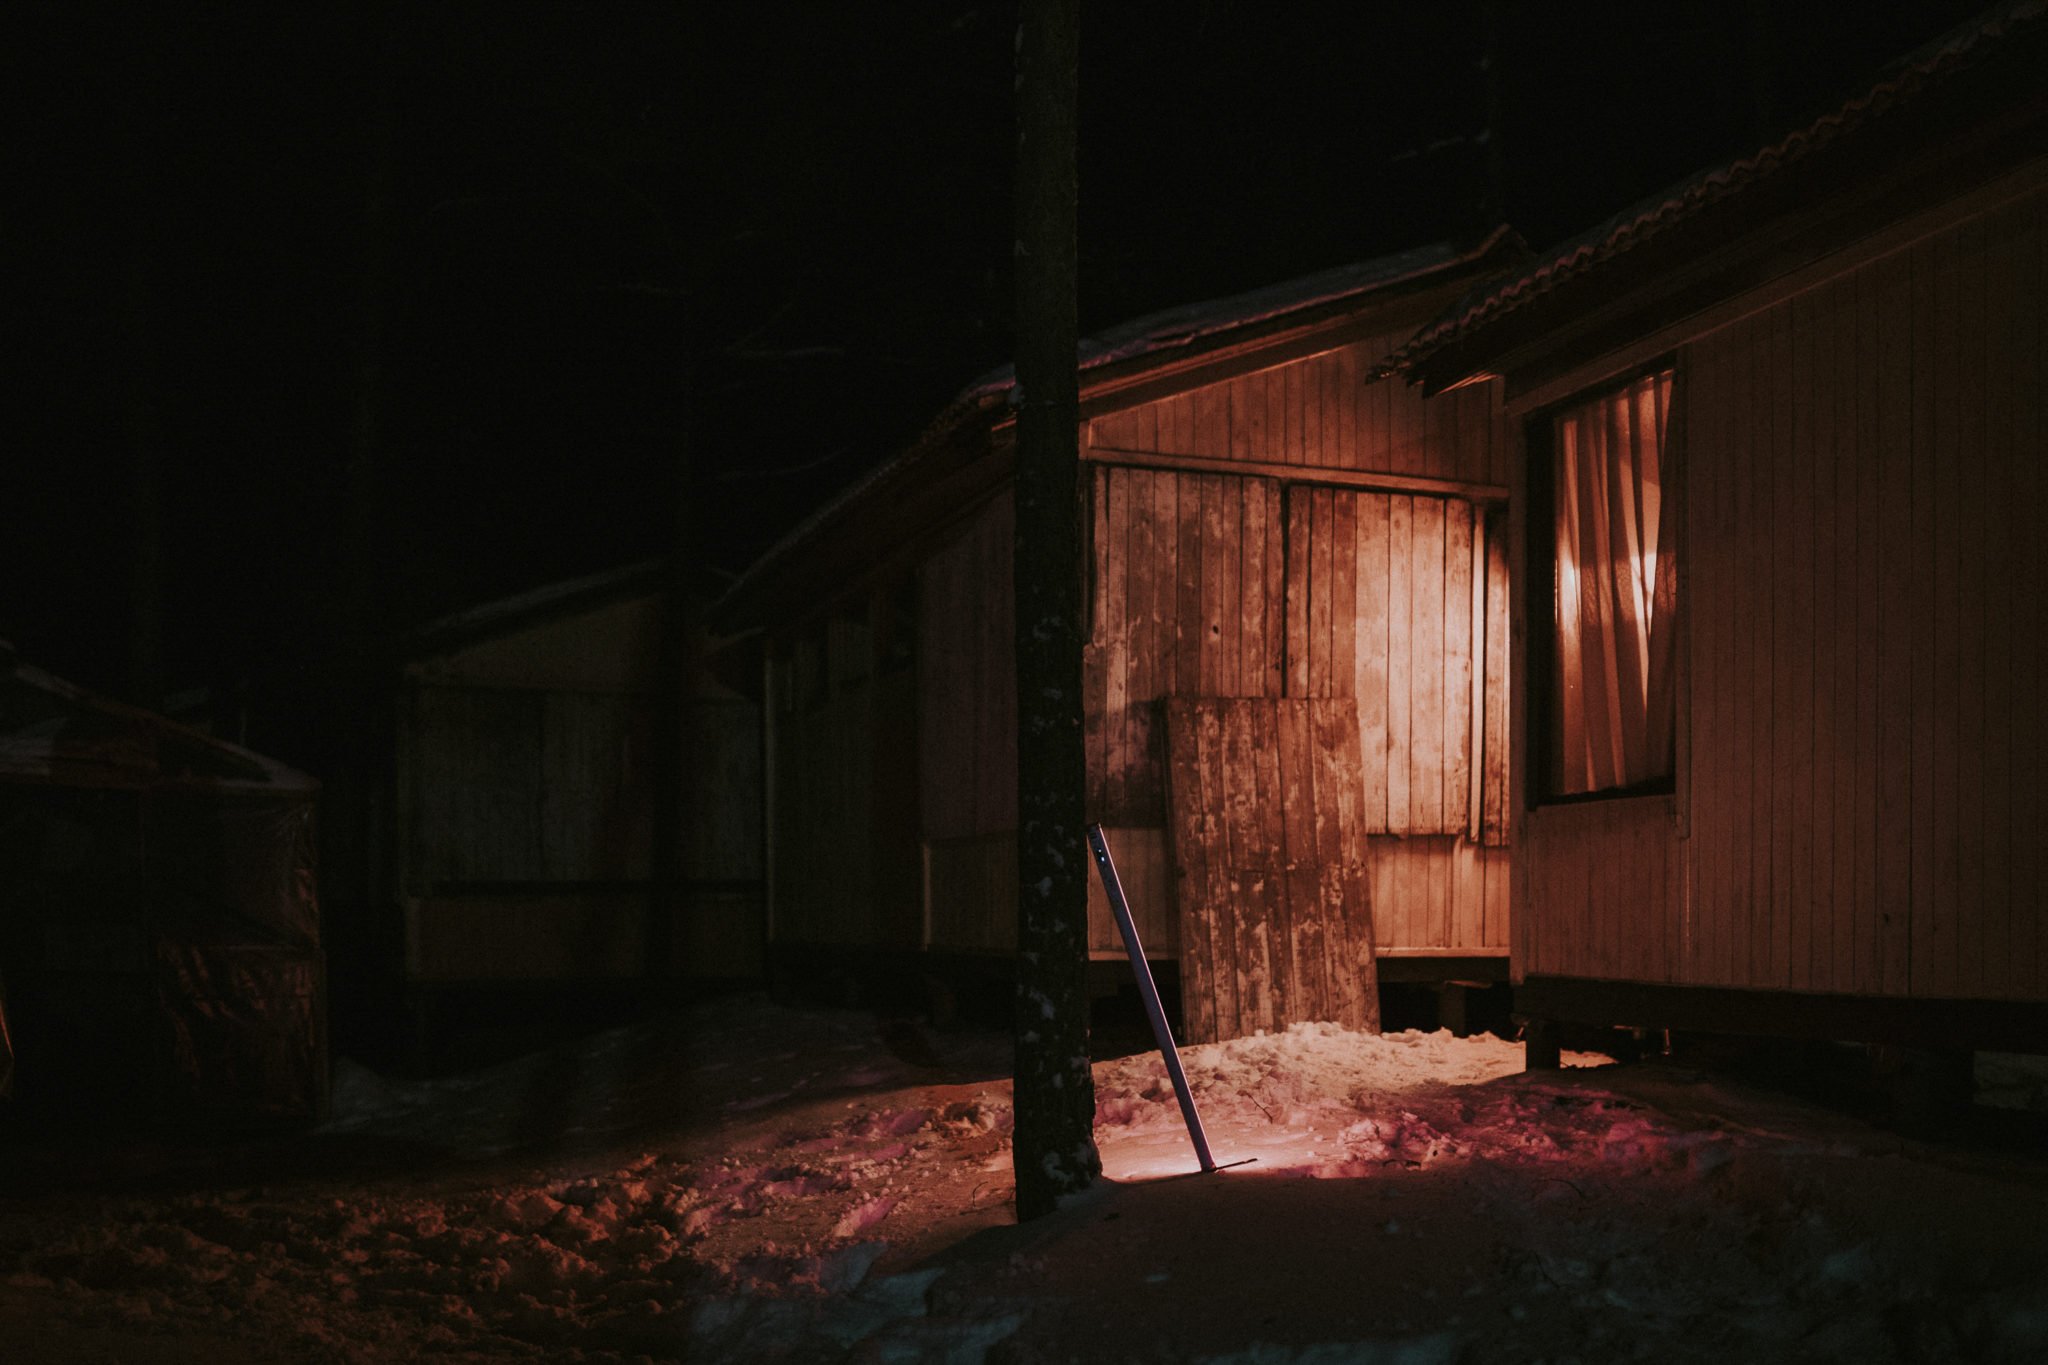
<box><xmin>1382</xmin><ymin>0</ymin><xmax>2048</xmax><ymax>384</ymax></box>
<box><xmin>719</xmin><ymin>228</ymin><xmax>1524</xmax><ymax>630</ymax></box>
<box><xmin>0</xmin><ymin>651</ymin><xmax>317</xmax><ymax>794</ymax></box>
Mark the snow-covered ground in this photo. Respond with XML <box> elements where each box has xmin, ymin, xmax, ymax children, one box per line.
<box><xmin>4</xmin><ymin>995</ymin><xmax>2048</xmax><ymax>1363</ymax></box>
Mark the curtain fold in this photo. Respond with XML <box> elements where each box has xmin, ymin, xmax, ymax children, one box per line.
<box><xmin>1549</xmin><ymin>369</ymin><xmax>1679</xmax><ymax>796</ymax></box>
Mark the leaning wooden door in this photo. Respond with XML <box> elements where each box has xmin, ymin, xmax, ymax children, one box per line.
<box><xmin>1163</xmin><ymin>697</ymin><xmax>1379</xmax><ymax>1042</ymax></box>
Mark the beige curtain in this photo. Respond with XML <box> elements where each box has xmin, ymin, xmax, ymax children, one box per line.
<box><xmin>1550</xmin><ymin>369</ymin><xmax>1679</xmax><ymax>796</ymax></box>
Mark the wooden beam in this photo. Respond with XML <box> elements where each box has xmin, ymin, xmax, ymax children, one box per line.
<box><xmin>1375</xmin><ymin>946</ymin><xmax>1508</xmax><ymax>959</ymax></box>
<box><xmin>1086</xmin><ymin>445</ymin><xmax>1508</xmax><ymax>504</ymax></box>
<box><xmin>1515</xmin><ymin>974</ymin><xmax>2048</xmax><ymax>1051</ymax></box>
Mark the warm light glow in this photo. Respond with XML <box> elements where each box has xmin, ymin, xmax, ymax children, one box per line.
<box><xmin>1550</xmin><ymin>368</ymin><xmax>1676</xmax><ymax>795</ymax></box>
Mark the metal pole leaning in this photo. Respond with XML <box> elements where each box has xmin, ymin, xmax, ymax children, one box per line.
<box><xmin>1086</xmin><ymin>823</ymin><xmax>1216</xmax><ymax>1174</ymax></box>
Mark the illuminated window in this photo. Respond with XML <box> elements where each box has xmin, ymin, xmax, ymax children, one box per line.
<box><xmin>1542</xmin><ymin>367</ymin><xmax>1680</xmax><ymax>798</ymax></box>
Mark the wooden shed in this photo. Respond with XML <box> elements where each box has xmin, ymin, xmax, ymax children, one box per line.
<box><xmin>1393</xmin><ymin>1</ymin><xmax>2048</xmax><ymax>1055</ymax></box>
<box><xmin>718</xmin><ymin>230</ymin><xmax>1528</xmax><ymax>1040</ymax></box>
<box><xmin>388</xmin><ymin>562</ymin><xmax>763</xmax><ymax>1011</ymax></box>
<box><xmin>0</xmin><ymin>646</ymin><xmax>326</xmax><ymax>1122</ymax></box>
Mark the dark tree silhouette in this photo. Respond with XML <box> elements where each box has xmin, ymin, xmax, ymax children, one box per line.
<box><xmin>1010</xmin><ymin>0</ymin><xmax>1099</xmax><ymax>1223</ymax></box>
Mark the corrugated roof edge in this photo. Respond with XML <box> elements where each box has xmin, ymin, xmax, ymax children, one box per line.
<box><xmin>1378</xmin><ymin>0</ymin><xmax>2048</xmax><ymax>382</ymax></box>
<box><xmin>721</xmin><ymin>226</ymin><xmax>1523</xmax><ymax>624</ymax></box>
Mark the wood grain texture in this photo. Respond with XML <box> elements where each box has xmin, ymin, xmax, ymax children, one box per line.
<box><xmin>1165</xmin><ymin>697</ymin><xmax>1379</xmax><ymax>1041</ymax></box>
<box><xmin>1082</xmin><ymin>826</ymin><xmax>1178</xmax><ymax>958</ymax></box>
<box><xmin>917</xmin><ymin>492</ymin><xmax>1017</xmax><ymax>842</ymax></box>
<box><xmin>1482</xmin><ymin>507</ymin><xmax>1511</xmax><ymax>847</ymax></box>
<box><xmin>1520</xmin><ymin>179</ymin><xmax>2048</xmax><ymax>1003</ymax></box>
<box><xmin>1091</xmin><ymin>331</ymin><xmax>1496</xmax><ymax>481</ymax></box>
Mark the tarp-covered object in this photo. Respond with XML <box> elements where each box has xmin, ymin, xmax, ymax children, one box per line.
<box><xmin>0</xmin><ymin>654</ymin><xmax>325</xmax><ymax>1122</ymax></box>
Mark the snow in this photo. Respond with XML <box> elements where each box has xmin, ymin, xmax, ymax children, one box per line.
<box><xmin>4</xmin><ymin>994</ymin><xmax>2048</xmax><ymax>1363</ymax></box>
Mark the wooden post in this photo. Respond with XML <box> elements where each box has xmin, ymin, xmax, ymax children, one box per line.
<box><xmin>1010</xmin><ymin>0</ymin><xmax>1098</xmax><ymax>1222</ymax></box>
<box><xmin>1523</xmin><ymin>1015</ymin><xmax>1561</xmax><ymax>1071</ymax></box>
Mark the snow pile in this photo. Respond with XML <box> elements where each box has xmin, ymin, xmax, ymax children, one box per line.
<box><xmin>1095</xmin><ymin>1022</ymin><xmax>1569</xmax><ymax>1132</ymax></box>
<box><xmin>11</xmin><ymin>996</ymin><xmax>2048</xmax><ymax>1364</ymax></box>
<box><xmin>9</xmin><ymin>1143</ymin><xmax>1021</xmax><ymax>1364</ymax></box>
<box><xmin>1091</xmin><ymin>1023</ymin><xmax>1632</xmax><ymax>1179</ymax></box>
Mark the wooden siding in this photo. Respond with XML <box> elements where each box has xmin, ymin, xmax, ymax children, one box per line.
<box><xmin>1088</xmin><ymin>331</ymin><xmax>1504</xmax><ymax>485</ymax></box>
<box><xmin>1089</xmin><ymin>351</ymin><xmax>1523</xmax><ymax>957</ymax></box>
<box><xmin>687</xmin><ymin>698</ymin><xmax>765</xmax><ymax>882</ymax></box>
<box><xmin>807</xmin><ymin>323</ymin><xmax>1518</xmax><ymax>966</ymax></box>
<box><xmin>409</xmin><ymin>685</ymin><xmax>653</xmax><ymax>885</ymax></box>
<box><xmin>767</xmin><ymin>610</ymin><xmax>880</xmax><ymax>947</ymax></box>
<box><xmin>1286</xmin><ymin>487</ymin><xmax>1509</xmax><ymax>840</ymax></box>
<box><xmin>402</xmin><ymin>679</ymin><xmax>763</xmax><ymax>981</ymax></box>
<box><xmin>1519</xmin><ymin>180</ymin><xmax>2048</xmax><ymax>1001</ymax></box>
<box><xmin>1368</xmin><ymin>836</ymin><xmax>1511</xmax><ymax>957</ymax></box>
<box><xmin>1516</xmin><ymin>798</ymin><xmax>1686</xmax><ymax>983</ymax></box>
<box><xmin>924</xmin><ymin>825</ymin><xmax>1177</xmax><ymax>959</ymax></box>
<box><xmin>1084</xmin><ymin>467</ymin><xmax>1282</xmax><ymax>828</ymax></box>
<box><xmin>924</xmin><ymin>831</ymin><xmax>1016</xmax><ymax>954</ymax></box>
<box><xmin>918</xmin><ymin>492</ymin><xmax>1017</xmax><ymax>841</ymax></box>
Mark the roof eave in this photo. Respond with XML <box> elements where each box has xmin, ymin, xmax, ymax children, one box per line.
<box><xmin>715</xmin><ymin>229</ymin><xmax>1531</xmax><ymax>634</ymax></box>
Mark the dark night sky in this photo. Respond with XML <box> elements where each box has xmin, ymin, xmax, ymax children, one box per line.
<box><xmin>4</xmin><ymin>1</ymin><xmax>1990</xmax><ymax>736</ymax></box>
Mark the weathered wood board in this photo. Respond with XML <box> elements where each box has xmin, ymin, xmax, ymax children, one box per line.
<box><xmin>1164</xmin><ymin>697</ymin><xmax>1379</xmax><ymax>1042</ymax></box>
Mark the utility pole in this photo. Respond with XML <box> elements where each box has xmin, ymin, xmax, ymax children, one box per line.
<box><xmin>1010</xmin><ymin>0</ymin><xmax>1099</xmax><ymax>1222</ymax></box>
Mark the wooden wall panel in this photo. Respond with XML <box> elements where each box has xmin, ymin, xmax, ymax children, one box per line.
<box><xmin>1082</xmin><ymin>826</ymin><xmax>1177</xmax><ymax>958</ymax></box>
<box><xmin>1086</xmin><ymin>332</ymin><xmax>1504</xmax><ymax>484</ymax></box>
<box><xmin>917</xmin><ymin>492</ymin><xmax>1016</xmax><ymax>841</ymax></box>
<box><xmin>413</xmin><ymin>687</ymin><xmax>546</xmax><ymax>884</ymax></box>
<box><xmin>1082</xmin><ymin>468</ymin><xmax>1515</xmax><ymax>959</ymax></box>
<box><xmin>1523</xmin><ymin>798</ymin><xmax>1677</xmax><ymax>984</ymax></box>
<box><xmin>687</xmin><ymin>699</ymin><xmax>764</xmax><ymax>881</ymax></box>
<box><xmin>539</xmin><ymin>691</ymin><xmax>652</xmax><ymax>883</ymax></box>
<box><xmin>1085</xmin><ymin>468</ymin><xmax>1283</xmax><ymax>827</ymax></box>
<box><xmin>773</xmin><ymin>674</ymin><xmax>872</xmax><ymax>945</ymax></box>
<box><xmin>1366</xmin><ymin>837</ymin><xmax>1510</xmax><ymax>954</ymax></box>
<box><xmin>1525</xmin><ymin>179</ymin><xmax>2048</xmax><ymax>1001</ymax></box>
<box><xmin>1286</xmin><ymin>489</ymin><xmax>1502</xmax><ymax>842</ymax></box>
<box><xmin>413</xmin><ymin>686</ymin><xmax>715</xmax><ymax>889</ymax></box>
<box><xmin>924</xmin><ymin>831</ymin><xmax>1016</xmax><ymax>954</ymax></box>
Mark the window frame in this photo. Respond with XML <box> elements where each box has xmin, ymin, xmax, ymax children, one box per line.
<box><xmin>1524</xmin><ymin>357</ymin><xmax>1683</xmax><ymax>808</ymax></box>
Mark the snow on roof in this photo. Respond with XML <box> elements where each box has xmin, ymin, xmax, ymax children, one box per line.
<box><xmin>1381</xmin><ymin>0</ymin><xmax>2048</xmax><ymax>381</ymax></box>
<box><xmin>0</xmin><ymin>661</ymin><xmax>317</xmax><ymax>793</ymax></box>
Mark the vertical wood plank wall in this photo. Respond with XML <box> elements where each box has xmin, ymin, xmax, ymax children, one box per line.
<box><xmin>1520</xmin><ymin>181</ymin><xmax>2048</xmax><ymax>1002</ymax></box>
<box><xmin>917</xmin><ymin>491</ymin><xmax>1022</xmax><ymax>953</ymax></box>
<box><xmin>767</xmin><ymin>607</ymin><xmax>878</xmax><ymax>948</ymax></box>
<box><xmin>1089</xmin><ymin>328</ymin><xmax>1505</xmax><ymax>485</ymax></box>
<box><xmin>403</xmin><ymin>681</ymin><xmax>763</xmax><ymax>980</ymax></box>
<box><xmin>1084</xmin><ymin>325</ymin><xmax>1512</xmax><ymax>957</ymax></box>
